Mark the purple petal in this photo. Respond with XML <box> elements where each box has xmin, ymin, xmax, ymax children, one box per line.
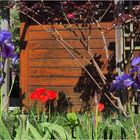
<box><xmin>0</xmin><ymin>30</ymin><xmax>11</xmax><ymax>43</ymax></box>
<box><xmin>122</xmin><ymin>74</ymin><xmax>131</xmax><ymax>80</ymax></box>
<box><xmin>2</xmin><ymin>43</ymin><xmax>15</xmax><ymax>58</ymax></box>
<box><xmin>130</xmin><ymin>66</ymin><xmax>140</xmax><ymax>73</ymax></box>
<box><xmin>0</xmin><ymin>33</ymin><xmax>4</xmax><ymax>43</ymax></box>
<box><xmin>116</xmin><ymin>81</ymin><xmax>124</xmax><ymax>90</ymax></box>
<box><xmin>12</xmin><ymin>54</ymin><xmax>19</xmax><ymax>65</ymax></box>
<box><xmin>124</xmin><ymin>79</ymin><xmax>134</xmax><ymax>87</ymax></box>
<box><xmin>115</xmin><ymin>75</ymin><xmax>121</xmax><ymax>81</ymax></box>
<box><xmin>110</xmin><ymin>73</ymin><xmax>134</xmax><ymax>91</ymax></box>
<box><xmin>132</xmin><ymin>83</ymin><xmax>140</xmax><ymax>90</ymax></box>
<box><xmin>131</xmin><ymin>57</ymin><xmax>140</xmax><ymax>66</ymax></box>
<box><xmin>1</xmin><ymin>30</ymin><xmax>11</xmax><ymax>39</ymax></box>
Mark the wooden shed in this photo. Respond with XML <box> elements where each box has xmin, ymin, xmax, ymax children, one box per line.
<box><xmin>20</xmin><ymin>2</ymin><xmax>116</xmax><ymax>112</ymax></box>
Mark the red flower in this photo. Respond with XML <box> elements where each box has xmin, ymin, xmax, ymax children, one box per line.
<box><xmin>30</xmin><ymin>91</ymin><xmax>40</xmax><ymax>100</ymax></box>
<box><xmin>39</xmin><ymin>95</ymin><xmax>49</xmax><ymax>103</ymax></box>
<box><xmin>47</xmin><ymin>90</ymin><xmax>57</xmax><ymax>100</ymax></box>
<box><xmin>30</xmin><ymin>88</ymin><xmax>48</xmax><ymax>103</ymax></box>
<box><xmin>35</xmin><ymin>88</ymin><xmax>47</xmax><ymax>94</ymax></box>
<box><xmin>67</xmin><ymin>13</ymin><xmax>74</xmax><ymax>19</ymax></box>
<box><xmin>98</xmin><ymin>103</ymin><xmax>105</xmax><ymax>112</ymax></box>
<box><xmin>30</xmin><ymin>88</ymin><xmax>57</xmax><ymax>103</ymax></box>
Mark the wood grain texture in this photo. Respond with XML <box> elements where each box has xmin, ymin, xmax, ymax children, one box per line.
<box><xmin>28</xmin><ymin>39</ymin><xmax>115</xmax><ymax>50</ymax></box>
<box><xmin>20</xmin><ymin>20</ymin><xmax>115</xmax><ymax>111</ymax></box>
<box><xmin>29</xmin><ymin>77</ymin><xmax>79</xmax><ymax>86</ymax></box>
<box><xmin>20</xmin><ymin>17</ymin><xmax>29</xmax><ymax>107</ymax></box>
<box><xmin>28</xmin><ymin>29</ymin><xmax>114</xmax><ymax>40</ymax></box>
<box><xmin>28</xmin><ymin>22</ymin><xmax>113</xmax><ymax>31</ymax></box>
<box><xmin>28</xmin><ymin>58</ymin><xmax>109</xmax><ymax>68</ymax></box>
<box><xmin>29</xmin><ymin>67</ymin><xmax>109</xmax><ymax>76</ymax></box>
<box><xmin>29</xmin><ymin>68</ymin><xmax>82</xmax><ymax>77</ymax></box>
<box><xmin>28</xmin><ymin>49</ymin><xmax>112</xmax><ymax>59</ymax></box>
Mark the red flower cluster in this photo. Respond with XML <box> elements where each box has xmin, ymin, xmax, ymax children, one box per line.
<box><xmin>98</xmin><ymin>103</ymin><xmax>105</xmax><ymax>112</ymax></box>
<box><xmin>30</xmin><ymin>88</ymin><xmax>57</xmax><ymax>103</ymax></box>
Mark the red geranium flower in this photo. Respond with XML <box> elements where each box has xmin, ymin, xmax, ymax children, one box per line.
<box><xmin>98</xmin><ymin>103</ymin><xmax>105</xmax><ymax>112</ymax></box>
<box><xmin>47</xmin><ymin>90</ymin><xmax>57</xmax><ymax>100</ymax></box>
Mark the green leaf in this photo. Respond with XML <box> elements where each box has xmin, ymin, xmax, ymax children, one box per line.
<box><xmin>0</xmin><ymin>119</ymin><xmax>11</xmax><ymax>140</ymax></box>
<box><xmin>66</xmin><ymin>113</ymin><xmax>78</xmax><ymax>125</ymax></box>
<box><xmin>75</xmin><ymin>116</ymin><xmax>88</xmax><ymax>139</ymax></box>
<box><xmin>28</xmin><ymin>122</ymin><xmax>43</xmax><ymax>140</ymax></box>
<box><xmin>15</xmin><ymin>126</ymin><xmax>29</xmax><ymax>140</ymax></box>
<box><xmin>40</xmin><ymin>122</ymin><xmax>71</xmax><ymax>140</ymax></box>
<box><xmin>15</xmin><ymin>119</ymin><xmax>29</xmax><ymax>140</ymax></box>
<box><xmin>75</xmin><ymin>125</ymin><xmax>87</xmax><ymax>140</ymax></box>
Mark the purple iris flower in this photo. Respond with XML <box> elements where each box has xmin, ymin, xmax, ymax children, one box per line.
<box><xmin>110</xmin><ymin>73</ymin><xmax>134</xmax><ymax>91</ymax></box>
<box><xmin>130</xmin><ymin>66</ymin><xmax>140</xmax><ymax>73</ymax></box>
<box><xmin>0</xmin><ymin>30</ymin><xmax>16</xmax><ymax>87</ymax></box>
<box><xmin>0</xmin><ymin>30</ymin><xmax>11</xmax><ymax>43</ymax></box>
<box><xmin>2</xmin><ymin>43</ymin><xmax>15</xmax><ymax>58</ymax></box>
<box><xmin>131</xmin><ymin>57</ymin><xmax>140</xmax><ymax>66</ymax></box>
<box><xmin>0</xmin><ymin>30</ymin><xmax>15</xmax><ymax>59</ymax></box>
<box><xmin>12</xmin><ymin>54</ymin><xmax>19</xmax><ymax>65</ymax></box>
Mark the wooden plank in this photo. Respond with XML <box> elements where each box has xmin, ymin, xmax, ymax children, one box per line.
<box><xmin>29</xmin><ymin>68</ymin><xmax>82</xmax><ymax>77</ymax></box>
<box><xmin>28</xmin><ymin>39</ymin><xmax>115</xmax><ymax>50</ymax></box>
<box><xmin>28</xmin><ymin>71</ymin><xmax>110</xmax><ymax>86</ymax></box>
<box><xmin>28</xmin><ymin>59</ymin><xmax>109</xmax><ymax>68</ymax></box>
<box><xmin>29</xmin><ymin>22</ymin><xmax>114</xmax><ymax>31</ymax></box>
<box><xmin>28</xmin><ymin>67</ymin><xmax>110</xmax><ymax>77</ymax></box>
<box><xmin>28</xmin><ymin>49</ymin><xmax>112</xmax><ymax>59</ymax></box>
<box><xmin>20</xmin><ymin>20</ymin><xmax>29</xmax><ymax>107</ymax></box>
<box><xmin>28</xmin><ymin>29</ymin><xmax>115</xmax><ymax>40</ymax></box>
<box><xmin>29</xmin><ymin>59</ymin><xmax>83</xmax><ymax>68</ymax></box>
<box><xmin>29</xmin><ymin>86</ymin><xmax>77</xmax><ymax>93</ymax></box>
<box><xmin>29</xmin><ymin>77</ymin><xmax>79</xmax><ymax>86</ymax></box>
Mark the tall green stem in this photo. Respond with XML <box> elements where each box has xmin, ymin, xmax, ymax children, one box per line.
<box><xmin>1</xmin><ymin>75</ymin><xmax>16</xmax><ymax>113</ymax></box>
<box><xmin>95</xmin><ymin>104</ymin><xmax>99</xmax><ymax>140</ymax></box>
<box><xmin>0</xmin><ymin>88</ymin><xmax>2</xmax><ymax>119</ymax></box>
<box><xmin>128</xmin><ymin>103</ymin><xmax>138</xmax><ymax>140</ymax></box>
<box><xmin>49</xmin><ymin>101</ymin><xmax>51</xmax><ymax>122</ymax></box>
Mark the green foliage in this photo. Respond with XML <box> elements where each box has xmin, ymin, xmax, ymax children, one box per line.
<box><xmin>27</xmin><ymin>122</ymin><xmax>43</xmax><ymax>140</ymax></box>
<box><xmin>0</xmin><ymin>109</ymin><xmax>140</xmax><ymax>140</ymax></box>
<box><xmin>66</xmin><ymin>112</ymin><xmax>78</xmax><ymax>125</ymax></box>
<box><xmin>40</xmin><ymin>122</ymin><xmax>71</xmax><ymax>139</ymax></box>
<box><xmin>10</xmin><ymin>6</ymin><xmax>20</xmax><ymax>48</ymax></box>
<box><xmin>0</xmin><ymin>119</ymin><xmax>11</xmax><ymax>140</ymax></box>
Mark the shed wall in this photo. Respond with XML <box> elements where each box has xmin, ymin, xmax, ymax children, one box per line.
<box><xmin>20</xmin><ymin>19</ymin><xmax>115</xmax><ymax>111</ymax></box>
